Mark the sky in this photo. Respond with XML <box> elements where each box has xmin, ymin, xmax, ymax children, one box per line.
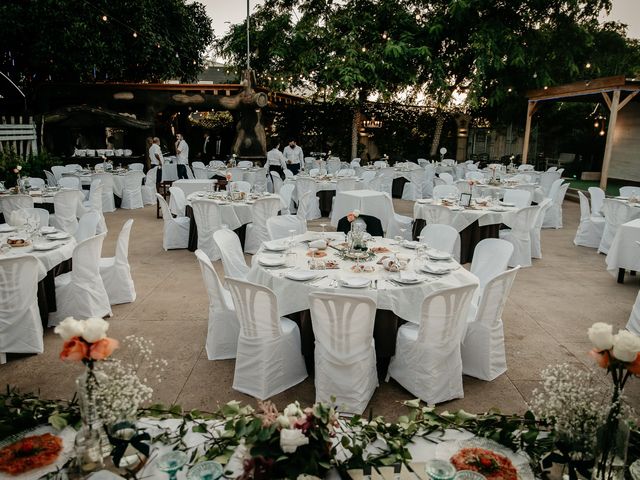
<box><xmin>198</xmin><ymin>0</ymin><xmax>640</xmax><ymax>39</ymax></box>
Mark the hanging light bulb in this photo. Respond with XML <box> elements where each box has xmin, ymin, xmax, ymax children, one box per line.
<box><xmin>382</xmin><ymin>31</ymin><xmax>388</xmax><ymax>40</ymax></box>
<box><xmin>132</xmin><ymin>31</ymin><xmax>138</xmax><ymax>38</ymax></box>
<box><xmin>361</xmin><ymin>47</ymin><xmax>366</xmax><ymax>52</ymax></box>
<box><xmin>599</xmin><ymin>129</ymin><xmax>606</xmax><ymax>136</ymax></box>
<box><xmin>594</xmin><ymin>121</ymin><xmax>599</xmax><ymax>128</ymax></box>
<box><xmin>586</xmin><ymin>62</ymin><xmax>591</xmax><ymax>69</ymax></box>
<box><xmin>102</xmin><ymin>15</ymin><xmax>108</xmax><ymax>21</ymax></box>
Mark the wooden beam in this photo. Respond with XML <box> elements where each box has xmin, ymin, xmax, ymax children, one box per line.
<box><xmin>521</xmin><ymin>101</ymin><xmax>537</xmax><ymax>164</ymax></box>
<box><xmin>602</xmin><ymin>92</ymin><xmax>612</xmax><ymax>110</ymax></box>
<box><xmin>600</xmin><ymin>89</ymin><xmax>620</xmax><ymax>190</ymax></box>
<box><xmin>618</xmin><ymin>91</ymin><xmax>639</xmax><ymax>111</ymax></box>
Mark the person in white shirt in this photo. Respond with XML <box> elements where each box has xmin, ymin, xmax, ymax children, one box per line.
<box><xmin>175</xmin><ymin>133</ymin><xmax>189</xmax><ymax>179</ymax></box>
<box><xmin>149</xmin><ymin>137</ymin><xmax>164</xmax><ymax>188</ymax></box>
<box><xmin>283</xmin><ymin>139</ymin><xmax>303</xmax><ymax>175</ymax></box>
<box><xmin>266</xmin><ymin>140</ymin><xmax>287</xmax><ymax>179</ymax></box>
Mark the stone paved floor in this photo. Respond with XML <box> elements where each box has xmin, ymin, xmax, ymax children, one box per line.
<box><xmin>2</xmin><ymin>198</ymin><xmax>639</xmax><ymax>419</ymax></box>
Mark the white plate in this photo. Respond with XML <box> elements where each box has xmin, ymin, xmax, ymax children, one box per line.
<box><xmin>488</xmin><ymin>207</ymin><xmax>508</xmax><ymax>212</ymax></box>
<box><xmin>40</xmin><ymin>226</ymin><xmax>56</xmax><ymax>234</ymax></box>
<box><xmin>340</xmin><ymin>276</ymin><xmax>371</xmax><ymax>288</ymax></box>
<box><xmin>401</xmin><ymin>240</ymin><xmax>420</xmax><ymax>249</ymax></box>
<box><xmin>285</xmin><ymin>270</ymin><xmax>317</xmax><ymax>281</ymax></box>
<box><xmin>428</xmin><ymin>250</ymin><xmax>452</xmax><ymax>261</ymax></box>
<box><xmin>394</xmin><ymin>274</ymin><xmax>422</xmax><ymax>284</ymax></box>
<box><xmin>263</xmin><ymin>240</ymin><xmax>288</xmax><ymax>252</ymax></box>
<box><xmin>258</xmin><ymin>255</ymin><xmax>286</xmax><ymax>267</ymax></box>
<box><xmin>32</xmin><ymin>242</ymin><xmax>62</xmax><ymax>251</ymax></box>
<box><xmin>0</xmin><ymin>224</ymin><xmax>16</xmax><ymax>233</ymax></box>
<box><xmin>416</xmin><ymin>199</ymin><xmax>432</xmax><ymax>204</ymax></box>
<box><xmin>449</xmin><ymin>206</ymin><xmax>465</xmax><ymax>211</ymax></box>
<box><xmin>46</xmin><ymin>232</ymin><xmax>71</xmax><ymax>240</ymax></box>
<box><xmin>421</xmin><ymin>264</ymin><xmax>456</xmax><ymax>275</ymax></box>
<box><xmin>500</xmin><ymin>202</ymin><xmax>515</xmax><ymax>207</ymax></box>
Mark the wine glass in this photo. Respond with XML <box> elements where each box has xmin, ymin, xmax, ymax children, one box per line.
<box><xmin>399</xmin><ymin>227</ymin><xmax>408</xmax><ymax>242</ymax></box>
<box><xmin>157</xmin><ymin>451</ymin><xmax>188</xmax><ymax>480</ymax></box>
<box><xmin>320</xmin><ymin>222</ymin><xmax>327</xmax><ymax>238</ymax></box>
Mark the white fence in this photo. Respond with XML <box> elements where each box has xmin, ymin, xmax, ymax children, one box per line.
<box><xmin>0</xmin><ymin>116</ymin><xmax>38</xmax><ymax>157</ymax></box>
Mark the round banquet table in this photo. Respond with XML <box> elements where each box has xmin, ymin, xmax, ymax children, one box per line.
<box><xmin>184</xmin><ymin>191</ymin><xmax>284</xmax><ymax>251</ymax></box>
<box><xmin>0</xmin><ymin>230</ymin><xmax>76</xmax><ymax>325</ymax></box>
<box><xmin>247</xmin><ymin>234</ymin><xmax>478</xmax><ymax>374</ymax></box>
<box><xmin>412</xmin><ymin>200</ymin><xmax>520</xmax><ymax>264</ymax></box>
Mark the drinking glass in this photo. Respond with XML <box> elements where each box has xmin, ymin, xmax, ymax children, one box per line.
<box><xmin>320</xmin><ymin>223</ymin><xmax>327</xmax><ymax>238</ymax></box>
<box><xmin>157</xmin><ymin>451</ymin><xmax>188</xmax><ymax>480</ymax></box>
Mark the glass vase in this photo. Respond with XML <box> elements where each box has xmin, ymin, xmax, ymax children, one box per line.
<box><xmin>592</xmin><ymin>418</ymin><xmax>629</xmax><ymax>480</ymax></box>
<box><xmin>76</xmin><ymin>368</ymin><xmax>111</xmax><ymax>457</ymax></box>
<box><xmin>74</xmin><ymin>426</ymin><xmax>105</xmax><ymax>475</ymax></box>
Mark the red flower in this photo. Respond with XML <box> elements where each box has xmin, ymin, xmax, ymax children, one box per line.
<box><xmin>60</xmin><ymin>337</ymin><xmax>89</xmax><ymax>361</ymax></box>
<box><xmin>589</xmin><ymin>348</ymin><xmax>610</xmax><ymax>368</ymax></box>
<box><xmin>629</xmin><ymin>352</ymin><xmax>640</xmax><ymax>375</ymax></box>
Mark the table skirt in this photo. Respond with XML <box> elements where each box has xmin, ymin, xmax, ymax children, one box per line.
<box><xmin>38</xmin><ymin>259</ymin><xmax>72</xmax><ymax>327</ymax></box>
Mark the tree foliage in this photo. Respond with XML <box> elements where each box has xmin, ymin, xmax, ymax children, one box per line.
<box><xmin>0</xmin><ymin>0</ymin><xmax>213</xmax><ymax>90</ymax></box>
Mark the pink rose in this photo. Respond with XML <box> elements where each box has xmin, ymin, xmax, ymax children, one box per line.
<box><xmin>89</xmin><ymin>337</ymin><xmax>119</xmax><ymax>360</ymax></box>
<box><xmin>60</xmin><ymin>337</ymin><xmax>89</xmax><ymax>361</ymax></box>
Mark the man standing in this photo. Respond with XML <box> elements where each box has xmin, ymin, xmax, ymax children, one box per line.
<box><xmin>149</xmin><ymin>137</ymin><xmax>164</xmax><ymax>189</ymax></box>
<box><xmin>283</xmin><ymin>138</ymin><xmax>303</xmax><ymax>175</ymax></box>
<box><xmin>175</xmin><ymin>133</ymin><xmax>189</xmax><ymax>179</ymax></box>
<box><xmin>266</xmin><ymin>140</ymin><xmax>287</xmax><ymax>180</ymax></box>
<box><xmin>202</xmin><ymin>131</ymin><xmax>213</xmax><ymax>162</ymax></box>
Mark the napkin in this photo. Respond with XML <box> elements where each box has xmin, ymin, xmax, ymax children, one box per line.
<box><xmin>309</xmin><ymin>239</ymin><xmax>327</xmax><ymax>250</ymax></box>
<box><xmin>399</xmin><ymin>271</ymin><xmax>418</xmax><ymax>282</ymax></box>
<box><xmin>263</xmin><ymin>239</ymin><xmax>288</xmax><ymax>251</ymax></box>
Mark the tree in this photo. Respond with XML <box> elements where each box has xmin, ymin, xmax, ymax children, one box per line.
<box><xmin>0</xmin><ymin>0</ymin><xmax>213</xmax><ymax>91</ymax></box>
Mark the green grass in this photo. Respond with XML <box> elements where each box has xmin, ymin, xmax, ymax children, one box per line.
<box><xmin>567</xmin><ymin>179</ymin><xmax>626</xmax><ymax>196</ymax></box>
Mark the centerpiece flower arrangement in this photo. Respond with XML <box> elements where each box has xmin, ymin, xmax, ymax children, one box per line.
<box><xmin>346</xmin><ymin>209</ymin><xmax>360</xmax><ymax>223</ymax></box>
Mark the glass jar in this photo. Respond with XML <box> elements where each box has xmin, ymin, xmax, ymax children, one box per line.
<box><xmin>592</xmin><ymin>418</ymin><xmax>629</xmax><ymax>480</ymax></box>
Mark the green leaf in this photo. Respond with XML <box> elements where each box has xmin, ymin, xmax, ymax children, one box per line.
<box><xmin>48</xmin><ymin>414</ymin><xmax>67</xmax><ymax>430</ymax></box>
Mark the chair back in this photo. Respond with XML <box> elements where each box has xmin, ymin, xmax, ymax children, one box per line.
<box><xmin>115</xmin><ymin>219</ymin><xmax>134</xmax><ymax>266</ymax></box>
<box><xmin>373</xmin><ymin>161</ymin><xmax>386</xmax><ymax>168</ymax></box>
<box><xmin>546</xmin><ymin>166</ymin><xmax>557</xmax><ymax>172</ymax></box>
<box><xmin>619</xmin><ymin>186</ymin><xmax>640</xmax><ymax>198</ymax></box>
<box><xmin>417</xmin><ymin>158</ymin><xmax>428</xmax><ymax>167</ymax></box>
<box><xmin>337</xmin><ymin>214</ymin><xmax>384</xmax><ymax>237</ymax></box>
<box><xmin>577</xmin><ymin>191</ymin><xmax>591</xmax><ymax>222</ymax></box>
<box><xmin>252</xmin><ymin>197</ymin><xmax>281</xmax><ymax>230</ymax></box>
<box><xmin>238</xmin><ymin>160</ymin><xmax>253</xmax><ymax>168</ymax></box>
<box><xmin>193</xmin><ymin>166</ymin><xmax>210</xmax><ymax>179</ymax></box>
<box><xmin>226</xmin><ymin>278</ymin><xmax>282</xmax><ymax>339</ymax></box>
<box><xmin>92</xmin><ymin>172</ymin><xmax>114</xmax><ymax>191</ymax></box>
<box><xmin>267</xmin><ymin>215</ymin><xmax>307</xmax><ymax>240</ymax></box>
<box><xmin>465</xmin><ymin>171</ymin><xmax>484</xmax><ymax>181</ymax></box>
<box><xmin>0</xmin><ymin>255</ymin><xmax>40</xmax><ymax>316</ymax></box>
<box><xmin>350</xmin><ymin>159</ymin><xmax>361</xmax><ymax>166</ymax></box>
<box><xmin>433</xmin><ymin>184</ymin><xmax>459</xmax><ymax>200</ymax></box>
<box><xmin>195</xmin><ymin>249</ymin><xmax>231</xmax><ymax>312</ymax></box>
<box><xmin>192</xmin><ymin>161</ymin><xmax>205</xmax><ymax>169</ymax></box>
<box><xmin>470</xmin><ymin>238</ymin><xmax>514</xmax><ymax>287</ymax></box>
<box><xmin>229</xmin><ymin>181</ymin><xmax>251</xmax><ymax>193</ymax></box>
<box><xmin>1</xmin><ymin>195</ymin><xmax>34</xmax><ymax>225</ymax></box>
<box><xmin>455</xmin><ymin>180</ymin><xmax>471</xmax><ymax>195</ymax></box>
<box><xmin>51</xmin><ymin>165</ymin><xmax>66</xmax><ymax>180</ymax></box>
<box><xmin>123</xmin><ymin>171</ymin><xmax>144</xmax><ymax>191</ymax></box>
<box><xmin>360</xmin><ymin>171</ymin><xmax>376</xmax><ymax>182</ymax></box>
<box><xmin>518</xmin><ymin>164</ymin><xmax>534</xmax><ymax>171</ymax></box>
<box><xmin>327</xmin><ymin>159</ymin><xmax>341</xmax><ymax>174</ymax></box>
<box><xmin>12</xmin><ymin>207</ymin><xmax>49</xmax><ymax>228</ymax></box>
<box><xmin>539</xmin><ymin>171</ymin><xmax>561</xmax><ymax>196</ymax></box>
<box><xmin>213</xmin><ymin>228</ymin><xmax>249</xmax><ymax>279</ymax></box>
<box><xmin>503</xmin><ymin>189</ymin><xmax>532</xmax><ymax>208</ymax></box>
<box><xmin>270</xmin><ymin>171</ymin><xmax>283</xmax><ymax>193</ymax></box>
<box><xmin>336</xmin><ymin>168</ymin><xmax>355</xmax><ymax>177</ymax></box>
<box><xmin>588</xmin><ymin>187</ymin><xmax>605</xmax><ymax>215</ymax></box>
<box><xmin>156</xmin><ymin>193</ymin><xmax>174</xmax><ymax>222</ymax></box>
<box><xmin>336</xmin><ymin>178</ymin><xmax>356</xmax><ymax>192</ymax></box>
<box><xmin>533</xmin><ymin>198</ymin><xmax>552</xmax><ymax>231</ymax></box>
<box><xmin>210</xmin><ymin>160</ymin><xmax>226</xmax><ymax>169</ymax></box>
<box><xmin>168</xmin><ymin>186</ymin><xmax>187</xmax><ymax>216</ymax></box>
<box><xmin>509</xmin><ymin>204</ymin><xmax>540</xmax><ymax>235</ymax></box>
<box><xmin>185</xmin><ymin>165</ymin><xmax>195</xmax><ymax>179</ymax></box>
<box><xmin>75</xmin><ymin>211</ymin><xmax>101</xmax><ymax>243</ymax></box>
<box><xmin>309</xmin><ymin>292</ymin><xmax>376</xmax><ymax>362</ymax></box>
<box><xmin>59</xmin><ymin>176</ymin><xmax>80</xmax><ymax>190</ymax></box>
<box><xmin>279</xmin><ymin>184</ymin><xmax>295</xmax><ymax>212</ymax></box>
<box><xmin>53</xmin><ymin>190</ymin><xmax>81</xmax><ymax>233</ymax></box>
<box><xmin>129</xmin><ymin>163</ymin><xmax>144</xmax><ymax>171</ymax></box>
<box><xmin>439</xmin><ymin>172</ymin><xmax>454</xmax><ymax>184</ymax></box>
<box><xmin>25</xmin><ymin>177</ymin><xmax>46</xmax><ymax>188</ymax></box>
<box><xmin>473</xmin><ymin>268</ymin><xmax>519</xmax><ymax>327</ymax></box>
<box><xmin>191</xmin><ymin>199</ymin><xmax>223</xmax><ymax>259</ymax></box>
<box><xmin>417</xmin><ymin>284</ymin><xmax>477</xmax><ymax>349</ymax></box>
<box><xmin>72</xmin><ymin>232</ymin><xmax>106</xmax><ymax>284</ymax></box>
<box><xmin>419</xmin><ymin>204</ymin><xmax>453</xmax><ymax>225</ymax></box>
<box><xmin>45</xmin><ymin>170</ymin><xmax>58</xmax><ymax>186</ymax></box>
<box><xmin>304</xmin><ymin>157</ymin><xmax>315</xmax><ymax>170</ymax></box>
<box><xmin>284</xmin><ymin>169</ymin><xmax>294</xmax><ymax>178</ymax></box>
<box><xmin>602</xmin><ymin>198</ymin><xmax>634</xmax><ymax>228</ymax></box>
<box><xmin>146</xmin><ymin>166</ymin><xmax>158</xmax><ymax>189</ymax></box>
<box><xmin>547</xmin><ymin>178</ymin><xmax>563</xmax><ymax>201</ymax></box>
<box><xmin>419</xmin><ymin>224</ymin><xmax>459</xmax><ymax>255</ymax></box>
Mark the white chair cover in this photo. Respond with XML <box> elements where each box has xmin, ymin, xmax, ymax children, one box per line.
<box><xmin>542</xmin><ymin>182</ymin><xmax>569</xmax><ymax>229</ymax></box>
<box><xmin>75</xmin><ymin>211</ymin><xmax>100</xmax><ymax>243</ymax></box>
<box><xmin>401</xmin><ymin>170</ymin><xmax>426</xmax><ymax>201</ymax></box>
<box><xmin>465</xmin><ymin>171</ymin><xmax>485</xmax><ymax>181</ymax></box>
<box><xmin>213</xmin><ymin>228</ymin><xmax>250</xmax><ymax>279</ymax></box>
<box><xmin>195</xmin><ymin>250</ymin><xmax>240</xmax><ymax>360</ymax></box>
<box><xmin>191</xmin><ymin>200</ymin><xmax>223</xmax><ymax>261</ymax></box>
<box><xmin>419</xmin><ymin>224</ymin><xmax>461</xmax><ymax>261</ymax></box>
<box><xmin>251</xmin><ymin>167</ymin><xmax>269</xmax><ymax>192</ymax></box>
<box><xmin>100</xmin><ymin>219</ymin><xmax>136</xmax><ymax>305</ymax></box>
<box><xmin>284</xmin><ymin>169</ymin><xmax>294</xmax><ymax>178</ymax></box>
<box><xmin>296</xmin><ymin>178</ymin><xmax>321</xmax><ymax>220</ymax></box>
<box><xmin>120</xmin><ymin>172</ymin><xmax>145</xmax><ymax>209</ymax></box>
<box><xmin>470</xmin><ymin>238</ymin><xmax>513</xmax><ymax>289</ymax></box>
<box><xmin>382</xmin><ymin>193</ymin><xmax>412</xmax><ymax>240</ymax></box>
<box><xmin>310</xmin><ymin>292</ymin><xmax>378</xmax><ymax>414</ymax></box>
<box><xmin>432</xmin><ymin>184</ymin><xmax>459</xmax><ymax>200</ymax></box>
<box><xmin>270</xmin><ymin>172</ymin><xmax>284</xmax><ymax>194</ymax></box>
<box><xmin>25</xmin><ymin>177</ymin><xmax>46</xmax><ymax>188</ymax></box>
<box><xmin>168</xmin><ymin>186</ymin><xmax>187</xmax><ymax>216</ymax></box>
<box><xmin>598</xmin><ymin>199</ymin><xmax>636</xmax><ymax>254</ymax></box>
<box><xmin>455</xmin><ymin>180</ymin><xmax>471</xmax><ymax>195</ymax></box>
<box><xmin>539</xmin><ymin>171</ymin><xmax>561</xmax><ymax>197</ymax></box>
<box><xmin>156</xmin><ymin>194</ymin><xmax>189</xmax><ymax>250</ymax></box>
<box><xmin>0</xmin><ymin>256</ymin><xmax>43</xmax><ymax>363</ymax></box>
<box><xmin>209</xmin><ymin>160</ymin><xmax>226</xmax><ymax>168</ymax></box>
<box><xmin>351</xmin><ymin>158</ymin><xmax>361</xmax><ymax>166</ymax></box>
<box><xmin>0</xmin><ymin>195</ymin><xmax>34</xmax><ymax>225</ymax></box>
<box><xmin>518</xmin><ymin>164</ymin><xmax>534</xmax><ymax>171</ymax></box>
<box><xmin>12</xmin><ymin>207</ymin><xmax>49</xmax><ymax>228</ymax></box>
<box><xmin>627</xmin><ymin>290</ymin><xmax>640</xmax><ymax>335</ymax></box>
<box><xmin>439</xmin><ymin>172</ymin><xmax>454</xmax><ymax>184</ymax></box>
<box><xmin>193</xmin><ymin>166</ymin><xmax>211</xmax><ymax>179</ymax></box>
<box><xmin>461</xmin><ymin>268</ymin><xmax>519</xmax><ymax>381</ymax></box>
<box><xmin>238</xmin><ymin>161</ymin><xmax>253</xmax><ymax>168</ymax></box>
<box><xmin>499</xmin><ymin>205</ymin><xmax>539</xmax><ymax>267</ymax></box>
<box><xmin>129</xmin><ymin>163</ymin><xmax>144</xmax><ymax>171</ymax></box>
<box><xmin>503</xmin><ymin>189</ymin><xmax>532</xmax><ymax>208</ymax></box>
<box><xmin>49</xmin><ymin>232</ymin><xmax>112</xmax><ymax>325</ymax></box>
<box><xmin>51</xmin><ymin>165</ymin><xmax>66</xmax><ymax>181</ymax></box>
<box><xmin>228</xmin><ymin>167</ymin><xmax>243</xmax><ymax>182</ymax></box>
<box><xmin>83</xmin><ymin>183</ymin><xmax>107</xmax><ymax>233</ymax></box>
<box><xmin>142</xmin><ymin>167</ymin><xmax>158</xmax><ymax>205</ymax></box>
<box><xmin>574</xmin><ymin>192</ymin><xmax>605</xmax><ymax>249</ymax></box>
<box><xmin>228</xmin><ymin>181</ymin><xmax>251</xmax><ymax>193</ymax></box>
<box><xmin>373</xmin><ymin>161</ymin><xmax>386</xmax><ymax>168</ymax></box>
<box><xmin>92</xmin><ymin>173</ymin><xmax>116</xmax><ymax>213</ymax></box>
<box><xmin>588</xmin><ymin>187</ymin><xmax>606</xmax><ymax>216</ymax></box>
<box><xmin>327</xmin><ymin>159</ymin><xmax>341</xmax><ymax>174</ymax></box>
<box><xmin>546</xmin><ymin>166</ymin><xmax>557</xmax><ymax>172</ymax></box>
<box><xmin>45</xmin><ymin>170</ymin><xmax>58</xmax><ymax>186</ymax></box>
<box><xmin>387</xmin><ymin>284</ymin><xmax>477</xmax><ymax>404</ymax></box>
<box><xmin>360</xmin><ymin>170</ymin><xmax>376</xmax><ymax>183</ymax></box>
<box><xmin>304</xmin><ymin>157</ymin><xmax>315</xmax><ymax>170</ymax></box>
<box><xmin>192</xmin><ymin>161</ymin><xmax>205</xmax><ymax>169</ymax></box>
<box><xmin>620</xmin><ymin>186</ymin><xmax>640</xmax><ymax>198</ymax></box>
<box><xmin>279</xmin><ymin>183</ymin><xmax>295</xmax><ymax>214</ymax></box>
<box><xmin>244</xmin><ymin>197</ymin><xmax>282</xmax><ymax>254</ymax></box>
<box><xmin>226</xmin><ymin>278</ymin><xmax>307</xmax><ymax>399</ymax></box>
<box><xmin>530</xmin><ymin>197</ymin><xmax>551</xmax><ymax>260</ymax></box>
<box><xmin>50</xmin><ymin>190</ymin><xmax>81</xmax><ymax>234</ymax></box>
<box><xmin>267</xmin><ymin>215</ymin><xmax>307</xmax><ymax>240</ymax></box>
<box><xmin>419</xmin><ymin>204</ymin><xmax>453</xmax><ymax>225</ymax></box>
<box><xmin>336</xmin><ymin>168</ymin><xmax>355</xmax><ymax>177</ymax></box>
<box><xmin>58</xmin><ymin>176</ymin><xmax>81</xmax><ymax>190</ymax></box>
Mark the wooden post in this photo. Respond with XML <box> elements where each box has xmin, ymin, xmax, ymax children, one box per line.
<box><xmin>600</xmin><ymin>89</ymin><xmax>620</xmax><ymax>191</ymax></box>
<box><xmin>521</xmin><ymin>101</ymin><xmax>537</xmax><ymax>164</ymax></box>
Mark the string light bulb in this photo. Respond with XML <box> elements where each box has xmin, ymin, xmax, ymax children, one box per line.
<box><xmin>361</xmin><ymin>47</ymin><xmax>366</xmax><ymax>52</ymax></box>
<box><xmin>599</xmin><ymin>129</ymin><xmax>606</xmax><ymax>136</ymax></box>
<box><xmin>507</xmin><ymin>87</ymin><xmax>513</xmax><ymax>93</ymax></box>
<box><xmin>586</xmin><ymin>62</ymin><xmax>591</xmax><ymax>69</ymax></box>
<box><xmin>132</xmin><ymin>31</ymin><xmax>138</xmax><ymax>38</ymax></box>
<box><xmin>594</xmin><ymin>121</ymin><xmax>599</xmax><ymax>128</ymax></box>
<box><xmin>382</xmin><ymin>32</ymin><xmax>388</xmax><ymax>40</ymax></box>
<box><xmin>102</xmin><ymin>15</ymin><xmax>108</xmax><ymax>21</ymax></box>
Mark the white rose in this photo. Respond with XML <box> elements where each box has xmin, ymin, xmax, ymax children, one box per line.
<box><xmin>280</xmin><ymin>428</ymin><xmax>309</xmax><ymax>454</ymax></box>
<box><xmin>276</xmin><ymin>415</ymin><xmax>290</xmax><ymax>428</ymax></box>
<box><xmin>284</xmin><ymin>402</ymin><xmax>302</xmax><ymax>418</ymax></box>
<box><xmin>588</xmin><ymin>322</ymin><xmax>614</xmax><ymax>351</ymax></box>
<box><xmin>16</xmin><ymin>165</ymin><xmax>22</xmax><ymax>171</ymax></box>
<box><xmin>612</xmin><ymin>330</ymin><xmax>640</xmax><ymax>362</ymax></box>
<box><xmin>81</xmin><ymin>317</ymin><xmax>110</xmax><ymax>343</ymax></box>
<box><xmin>353</xmin><ymin>209</ymin><xmax>361</xmax><ymax>217</ymax></box>
<box><xmin>54</xmin><ymin>317</ymin><xmax>85</xmax><ymax>340</ymax></box>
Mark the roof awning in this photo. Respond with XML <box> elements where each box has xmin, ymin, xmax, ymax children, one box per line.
<box><xmin>43</xmin><ymin>105</ymin><xmax>152</xmax><ymax>129</ymax></box>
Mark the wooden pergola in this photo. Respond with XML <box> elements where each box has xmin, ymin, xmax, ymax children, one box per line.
<box><xmin>523</xmin><ymin>75</ymin><xmax>640</xmax><ymax>189</ymax></box>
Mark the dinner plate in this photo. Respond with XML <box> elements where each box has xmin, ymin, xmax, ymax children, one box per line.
<box><xmin>258</xmin><ymin>255</ymin><xmax>286</xmax><ymax>267</ymax></box>
<box><xmin>0</xmin><ymin>224</ymin><xmax>16</xmax><ymax>233</ymax></box>
<box><xmin>40</xmin><ymin>226</ymin><xmax>56</xmax><ymax>234</ymax></box>
<box><xmin>428</xmin><ymin>250</ymin><xmax>452</xmax><ymax>261</ymax></box>
<box><xmin>393</xmin><ymin>273</ymin><xmax>422</xmax><ymax>284</ymax></box>
<box><xmin>401</xmin><ymin>240</ymin><xmax>420</xmax><ymax>249</ymax></box>
<box><xmin>421</xmin><ymin>263</ymin><xmax>457</xmax><ymax>275</ymax></box>
<box><xmin>263</xmin><ymin>240</ymin><xmax>289</xmax><ymax>252</ymax></box>
<box><xmin>500</xmin><ymin>202</ymin><xmax>515</xmax><ymax>207</ymax></box>
<box><xmin>284</xmin><ymin>270</ymin><xmax>317</xmax><ymax>281</ymax></box>
<box><xmin>46</xmin><ymin>232</ymin><xmax>71</xmax><ymax>240</ymax></box>
<box><xmin>488</xmin><ymin>207</ymin><xmax>508</xmax><ymax>212</ymax></box>
<box><xmin>340</xmin><ymin>276</ymin><xmax>371</xmax><ymax>288</ymax></box>
<box><xmin>416</xmin><ymin>198</ymin><xmax>432</xmax><ymax>204</ymax></box>
<box><xmin>32</xmin><ymin>242</ymin><xmax>62</xmax><ymax>251</ymax></box>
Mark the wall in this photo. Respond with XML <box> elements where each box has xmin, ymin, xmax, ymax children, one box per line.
<box><xmin>609</xmin><ymin>101</ymin><xmax>640</xmax><ymax>182</ymax></box>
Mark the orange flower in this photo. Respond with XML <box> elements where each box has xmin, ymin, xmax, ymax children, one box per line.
<box><xmin>589</xmin><ymin>348</ymin><xmax>610</xmax><ymax>368</ymax></box>
<box><xmin>60</xmin><ymin>337</ymin><xmax>89</xmax><ymax>361</ymax></box>
<box><xmin>347</xmin><ymin>213</ymin><xmax>355</xmax><ymax>222</ymax></box>
<box><xmin>89</xmin><ymin>337</ymin><xmax>119</xmax><ymax>360</ymax></box>
<box><xmin>629</xmin><ymin>352</ymin><xmax>640</xmax><ymax>375</ymax></box>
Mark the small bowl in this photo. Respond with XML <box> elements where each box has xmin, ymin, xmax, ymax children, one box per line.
<box><xmin>187</xmin><ymin>461</ymin><xmax>224</xmax><ymax>480</ymax></box>
<box><xmin>157</xmin><ymin>450</ymin><xmax>188</xmax><ymax>473</ymax></box>
<box><xmin>455</xmin><ymin>471</ymin><xmax>487</xmax><ymax>480</ymax></box>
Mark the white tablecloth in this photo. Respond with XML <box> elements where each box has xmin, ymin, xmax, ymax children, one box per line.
<box><xmin>606</xmin><ymin>218</ymin><xmax>640</xmax><ymax>276</ymax></box>
<box><xmin>172</xmin><ymin>179</ymin><xmax>217</xmax><ymax>197</ymax></box>
<box><xmin>285</xmin><ymin>176</ymin><xmax>364</xmax><ymax>202</ymax></box>
<box><xmin>247</xmin><ymin>235</ymin><xmax>479</xmax><ymax>325</ymax></box>
<box><xmin>330</xmin><ymin>190</ymin><xmax>391</xmax><ymax>229</ymax></box>
<box><xmin>413</xmin><ymin>201</ymin><xmax>519</xmax><ymax>232</ymax></box>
